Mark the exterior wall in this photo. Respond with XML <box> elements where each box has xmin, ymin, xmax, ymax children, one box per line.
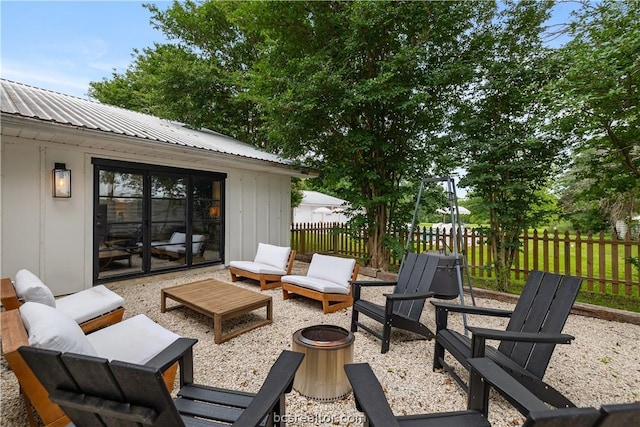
<box><xmin>1</xmin><ymin>133</ymin><xmax>292</xmax><ymax>296</ymax></box>
<box><xmin>226</xmin><ymin>172</ymin><xmax>291</xmax><ymax>262</ymax></box>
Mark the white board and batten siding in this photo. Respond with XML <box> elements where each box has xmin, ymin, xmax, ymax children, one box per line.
<box><xmin>0</xmin><ymin>79</ymin><xmax>307</xmax><ymax>296</ymax></box>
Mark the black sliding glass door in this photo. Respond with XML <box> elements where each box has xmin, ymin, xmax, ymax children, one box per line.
<box><xmin>93</xmin><ymin>159</ymin><xmax>225</xmax><ymax>282</ymax></box>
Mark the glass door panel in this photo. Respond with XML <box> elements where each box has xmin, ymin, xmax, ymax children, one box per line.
<box><xmin>96</xmin><ymin>171</ymin><xmax>144</xmax><ymax>280</ymax></box>
<box><xmin>150</xmin><ymin>175</ymin><xmax>187</xmax><ymax>271</ymax></box>
<box><xmin>192</xmin><ymin>178</ymin><xmax>223</xmax><ymax>264</ymax></box>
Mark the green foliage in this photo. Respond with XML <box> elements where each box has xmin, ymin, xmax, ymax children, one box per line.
<box><xmin>90</xmin><ymin>1</ymin><xmax>265</xmax><ymax>145</ymax></box>
<box><xmin>238</xmin><ymin>1</ymin><xmax>494</xmax><ymax>268</ymax></box>
<box><xmin>290</xmin><ymin>178</ymin><xmax>304</xmax><ymax>209</ymax></box>
<box><xmin>453</xmin><ymin>1</ymin><xmax>562</xmax><ymax>290</ymax></box>
<box><xmin>550</xmin><ymin>0</ymin><xmax>640</xmax><ymax>229</ymax></box>
<box><xmin>86</xmin><ymin>0</ymin><xmax>637</xmax><ymax>281</ymax></box>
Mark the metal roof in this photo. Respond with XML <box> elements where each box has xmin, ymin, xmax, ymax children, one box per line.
<box><xmin>0</xmin><ymin>79</ymin><xmax>292</xmax><ymax>167</ymax></box>
<box><xmin>301</xmin><ymin>191</ymin><xmax>348</xmax><ymax>207</ymax></box>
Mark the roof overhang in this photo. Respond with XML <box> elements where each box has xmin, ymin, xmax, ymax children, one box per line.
<box><xmin>1</xmin><ymin>113</ymin><xmax>316</xmax><ymax>178</ymax></box>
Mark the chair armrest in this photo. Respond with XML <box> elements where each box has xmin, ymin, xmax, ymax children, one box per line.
<box><xmin>344</xmin><ymin>363</ymin><xmax>400</xmax><ymax>427</ymax></box>
<box><xmin>467</xmin><ymin>357</ymin><xmax>550</xmax><ymax>417</ymax></box>
<box><xmin>384</xmin><ymin>292</ymin><xmax>434</xmax><ymax>301</ymax></box>
<box><xmin>351</xmin><ymin>280</ymin><xmax>397</xmax><ymax>288</ymax></box>
<box><xmin>144</xmin><ymin>337</ymin><xmax>198</xmax><ymax>386</ymax></box>
<box><xmin>467</xmin><ymin>327</ymin><xmax>575</xmax><ymax>344</ymax></box>
<box><xmin>431</xmin><ymin>301</ymin><xmax>513</xmax><ymax>317</ymax></box>
<box><xmin>1</xmin><ymin>277</ymin><xmax>21</xmax><ymax>310</ymax></box>
<box><xmin>233</xmin><ymin>350</ymin><xmax>304</xmax><ymax>426</ymax></box>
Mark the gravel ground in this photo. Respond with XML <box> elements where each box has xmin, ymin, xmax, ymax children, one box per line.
<box><xmin>2</xmin><ymin>262</ymin><xmax>639</xmax><ymax>426</ymax></box>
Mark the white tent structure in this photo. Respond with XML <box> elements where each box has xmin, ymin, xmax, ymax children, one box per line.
<box><xmin>293</xmin><ymin>191</ymin><xmax>350</xmax><ymax>224</ymax></box>
<box><xmin>436</xmin><ymin>206</ymin><xmax>471</xmax><ymax>215</ymax></box>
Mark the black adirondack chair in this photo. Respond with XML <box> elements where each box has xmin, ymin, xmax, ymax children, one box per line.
<box><xmin>350</xmin><ymin>252</ymin><xmax>442</xmax><ymax>353</ymax></box>
<box><xmin>345</xmin><ymin>358</ymin><xmax>639</xmax><ymax>427</ymax></box>
<box><xmin>432</xmin><ymin>270</ymin><xmax>582</xmax><ymax>408</ymax></box>
<box><xmin>19</xmin><ymin>345</ymin><xmax>304</xmax><ymax>427</ymax></box>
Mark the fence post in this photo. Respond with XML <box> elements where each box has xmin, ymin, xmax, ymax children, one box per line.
<box><xmin>300</xmin><ymin>224</ymin><xmax>307</xmax><ymax>254</ymax></box>
<box><xmin>564</xmin><ymin>231</ymin><xmax>571</xmax><ymax>276</ymax></box>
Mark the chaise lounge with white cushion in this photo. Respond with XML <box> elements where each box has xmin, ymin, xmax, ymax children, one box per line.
<box><xmin>1</xmin><ymin>269</ymin><xmax>125</xmax><ymax>333</ymax></box>
<box><xmin>229</xmin><ymin>243</ymin><xmax>296</xmax><ymax>290</ymax></box>
<box><xmin>157</xmin><ymin>234</ymin><xmax>207</xmax><ymax>261</ymax></box>
<box><xmin>281</xmin><ymin>253</ymin><xmax>359</xmax><ymax>313</ymax></box>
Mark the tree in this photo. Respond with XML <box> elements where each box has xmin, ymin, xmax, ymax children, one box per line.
<box><xmin>238</xmin><ymin>1</ymin><xmax>492</xmax><ymax>268</ymax></box>
<box><xmin>549</xmin><ymin>0</ymin><xmax>640</xmax><ymax>230</ymax></box>
<box><xmin>453</xmin><ymin>1</ymin><xmax>564</xmax><ymax>290</ymax></box>
<box><xmin>90</xmin><ymin>1</ymin><xmax>493</xmax><ymax>270</ymax></box>
<box><xmin>90</xmin><ymin>1</ymin><xmax>264</xmax><ymax>145</ymax></box>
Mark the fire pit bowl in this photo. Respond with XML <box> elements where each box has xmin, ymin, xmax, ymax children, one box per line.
<box><xmin>292</xmin><ymin>324</ymin><xmax>355</xmax><ymax>402</ymax></box>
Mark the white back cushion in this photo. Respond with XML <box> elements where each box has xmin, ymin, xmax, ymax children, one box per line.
<box><xmin>168</xmin><ymin>232</ymin><xmax>186</xmax><ymax>244</ymax></box>
<box><xmin>306</xmin><ymin>254</ymin><xmax>356</xmax><ymax>290</ymax></box>
<box><xmin>19</xmin><ymin>302</ymin><xmax>97</xmax><ymax>356</ymax></box>
<box><xmin>14</xmin><ymin>269</ymin><xmax>55</xmax><ymax>307</ymax></box>
<box><xmin>253</xmin><ymin>243</ymin><xmax>291</xmax><ymax>270</ymax></box>
<box><xmin>193</xmin><ymin>234</ymin><xmax>205</xmax><ymax>253</ymax></box>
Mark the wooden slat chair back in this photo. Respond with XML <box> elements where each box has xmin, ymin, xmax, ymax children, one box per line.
<box><xmin>594</xmin><ymin>402</ymin><xmax>640</xmax><ymax>427</ymax></box>
<box><xmin>500</xmin><ymin>270</ymin><xmax>582</xmax><ymax>379</ymax></box>
<box><xmin>0</xmin><ymin>308</ymin><xmax>183</xmax><ymax>427</ymax></box>
<box><xmin>19</xmin><ymin>346</ymin><xmax>304</xmax><ymax>427</ymax></box>
<box><xmin>351</xmin><ymin>252</ymin><xmax>441</xmax><ymax>353</ymax></box>
<box><xmin>432</xmin><ymin>270</ymin><xmax>582</xmax><ymax>408</ymax></box>
<box><xmin>393</xmin><ymin>252</ymin><xmax>441</xmax><ymax>319</ymax></box>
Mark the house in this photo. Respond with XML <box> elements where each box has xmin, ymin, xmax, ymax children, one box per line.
<box><xmin>293</xmin><ymin>190</ymin><xmax>350</xmax><ymax>224</ymax></box>
<box><xmin>0</xmin><ymin>79</ymin><xmax>310</xmax><ymax>296</ymax></box>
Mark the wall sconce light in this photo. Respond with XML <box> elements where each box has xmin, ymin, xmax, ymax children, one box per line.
<box><xmin>52</xmin><ymin>163</ymin><xmax>71</xmax><ymax>198</ymax></box>
<box><xmin>209</xmin><ymin>206</ymin><xmax>220</xmax><ymax>217</ymax></box>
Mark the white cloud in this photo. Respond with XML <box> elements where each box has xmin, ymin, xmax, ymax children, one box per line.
<box><xmin>1</xmin><ymin>61</ymin><xmax>92</xmax><ymax>98</ymax></box>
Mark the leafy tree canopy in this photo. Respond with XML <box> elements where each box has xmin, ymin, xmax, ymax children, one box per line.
<box><xmin>550</xmin><ymin>0</ymin><xmax>640</xmax><ymax>227</ymax></box>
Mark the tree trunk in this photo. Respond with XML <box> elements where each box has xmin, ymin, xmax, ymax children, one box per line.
<box><xmin>366</xmin><ymin>203</ymin><xmax>389</xmax><ymax>270</ymax></box>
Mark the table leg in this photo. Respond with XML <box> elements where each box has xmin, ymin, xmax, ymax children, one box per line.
<box><xmin>214</xmin><ymin>313</ymin><xmax>222</xmax><ymax>344</ymax></box>
<box><xmin>160</xmin><ymin>290</ymin><xmax>166</xmax><ymax>313</ymax></box>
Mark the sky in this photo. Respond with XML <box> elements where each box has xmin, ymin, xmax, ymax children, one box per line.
<box><xmin>1</xmin><ymin>1</ymin><xmax>582</xmax><ymax>100</ymax></box>
<box><xmin>1</xmin><ymin>0</ymin><xmax>172</xmax><ymax>98</ymax></box>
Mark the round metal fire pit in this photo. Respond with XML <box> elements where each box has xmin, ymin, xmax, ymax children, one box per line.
<box><xmin>292</xmin><ymin>325</ymin><xmax>355</xmax><ymax>402</ymax></box>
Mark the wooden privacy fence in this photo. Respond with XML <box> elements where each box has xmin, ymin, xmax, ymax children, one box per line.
<box><xmin>290</xmin><ymin>222</ymin><xmax>640</xmax><ymax>298</ymax></box>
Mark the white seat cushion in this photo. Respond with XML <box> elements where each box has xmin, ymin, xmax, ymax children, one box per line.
<box><xmin>55</xmin><ymin>285</ymin><xmax>124</xmax><ymax>324</ymax></box>
<box><xmin>253</xmin><ymin>243</ymin><xmax>291</xmax><ymax>270</ymax></box>
<box><xmin>19</xmin><ymin>302</ymin><xmax>97</xmax><ymax>356</ymax></box>
<box><xmin>282</xmin><ymin>275</ymin><xmax>351</xmax><ymax>295</ymax></box>
<box><xmin>162</xmin><ymin>244</ymin><xmax>186</xmax><ymax>254</ymax></box>
<box><xmin>305</xmin><ymin>254</ymin><xmax>356</xmax><ymax>291</ymax></box>
<box><xmin>159</xmin><ymin>234</ymin><xmax>205</xmax><ymax>254</ymax></box>
<box><xmin>230</xmin><ymin>260</ymin><xmax>287</xmax><ymax>276</ymax></box>
<box><xmin>14</xmin><ymin>269</ymin><xmax>56</xmax><ymax>307</ymax></box>
<box><xmin>87</xmin><ymin>314</ymin><xmax>179</xmax><ymax>365</ymax></box>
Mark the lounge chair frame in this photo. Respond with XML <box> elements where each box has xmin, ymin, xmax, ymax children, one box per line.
<box><xmin>0</xmin><ymin>309</ymin><xmax>186</xmax><ymax>427</ymax></box>
<box><xmin>350</xmin><ymin>252</ymin><xmax>440</xmax><ymax>353</ymax></box>
<box><xmin>230</xmin><ymin>249</ymin><xmax>297</xmax><ymax>290</ymax></box>
<box><xmin>18</xmin><ymin>345</ymin><xmax>303</xmax><ymax>427</ymax></box>
<box><xmin>345</xmin><ymin>357</ymin><xmax>637</xmax><ymax>427</ymax></box>
<box><xmin>432</xmin><ymin>270</ymin><xmax>582</xmax><ymax>408</ymax></box>
<box><xmin>0</xmin><ymin>277</ymin><xmax>125</xmax><ymax>334</ymax></box>
<box><xmin>282</xmin><ymin>261</ymin><xmax>359</xmax><ymax>314</ymax></box>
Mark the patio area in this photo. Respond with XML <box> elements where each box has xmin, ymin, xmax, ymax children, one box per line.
<box><xmin>2</xmin><ymin>261</ymin><xmax>639</xmax><ymax>426</ymax></box>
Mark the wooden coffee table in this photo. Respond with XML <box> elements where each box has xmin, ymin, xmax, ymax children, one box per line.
<box><xmin>161</xmin><ymin>279</ymin><xmax>272</xmax><ymax>344</ymax></box>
